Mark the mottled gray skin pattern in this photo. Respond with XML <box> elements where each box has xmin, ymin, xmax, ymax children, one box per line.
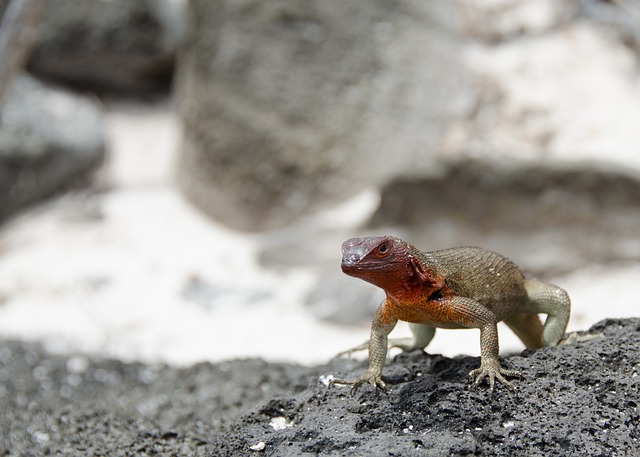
<box><xmin>332</xmin><ymin>236</ymin><xmax>571</xmax><ymax>393</ymax></box>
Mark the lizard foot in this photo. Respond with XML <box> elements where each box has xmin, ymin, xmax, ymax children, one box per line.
<box><xmin>468</xmin><ymin>360</ymin><xmax>520</xmax><ymax>392</ymax></box>
<box><xmin>558</xmin><ymin>331</ymin><xmax>603</xmax><ymax>346</ymax></box>
<box><xmin>329</xmin><ymin>371</ymin><xmax>387</xmax><ymax>395</ymax></box>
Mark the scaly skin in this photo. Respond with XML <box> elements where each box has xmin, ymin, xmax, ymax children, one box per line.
<box><xmin>329</xmin><ymin>236</ymin><xmax>571</xmax><ymax>393</ymax></box>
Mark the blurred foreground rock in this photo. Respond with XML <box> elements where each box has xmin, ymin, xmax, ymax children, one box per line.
<box><xmin>0</xmin><ymin>75</ymin><xmax>105</xmax><ymax>222</ymax></box>
<box><xmin>0</xmin><ymin>319</ymin><xmax>637</xmax><ymax>455</ymax></box>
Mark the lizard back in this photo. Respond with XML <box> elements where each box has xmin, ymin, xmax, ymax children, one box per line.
<box><xmin>415</xmin><ymin>246</ymin><xmax>528</xmax><ymax>320</ymax></box>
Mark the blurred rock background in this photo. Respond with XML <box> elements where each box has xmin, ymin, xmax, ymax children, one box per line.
<box><xmin>0</xmin><ymin>0</ymin><xmax>638</xmax><ymax>365</ymax></box>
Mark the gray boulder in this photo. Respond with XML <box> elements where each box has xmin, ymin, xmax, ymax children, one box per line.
<box><xmin>0</xmin><ymin>0</ymin><xmax>186</xmax><ymax>94</ymax></box>
<box><xmin>176</xmin><ymin>0</ymin><xmax>468</xmax><ymax>231</ymax></box>
<box><xmin>0</xmin><ymin>75</ymin><xmax>105</xmax><ymax>222</ymax></box>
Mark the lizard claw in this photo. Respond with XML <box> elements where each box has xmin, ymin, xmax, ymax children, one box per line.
<box><xmin>468</xmin><ymin>361</ymin><xmax>520</xmax><ymax>392</ymax></box>
<box><xmin>329</xmin><ymin>372</ymin><xmax>388</xmax><ymax>395</ymax></box>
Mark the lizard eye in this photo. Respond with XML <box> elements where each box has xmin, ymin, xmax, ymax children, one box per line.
<box><xmin>375</xmin><ymin>242</ymin><xmax>389</xmax><ymax>257</ymax></box>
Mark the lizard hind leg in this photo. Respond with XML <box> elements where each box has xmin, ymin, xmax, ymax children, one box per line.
<box><xmin>335</xmin><ymin>340</ymin><xmax>369</xmax><ymax>358</ymax></box>
<box><xmin>389</xmin><ymin>324</ymin><xmax>436</xmax><ymax>352</ymax></box>
<box><xmin>523</xmin><ymin>278</ymin><xmax>571</xmax><ymax>347</ymax></box>
<box><xmin>504</xmin><ymin>313</ymin><xmax>544</xmax><ymax>350</ymax></box>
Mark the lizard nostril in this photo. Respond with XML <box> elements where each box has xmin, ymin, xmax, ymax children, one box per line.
<box><xmin>342</xmin><ymin>254</ymin><xmax>359</xmax><ymax>265</ymax></box>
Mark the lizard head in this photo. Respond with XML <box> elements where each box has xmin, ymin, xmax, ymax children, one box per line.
<box><xmin>341</xmin><ymin>236</ymin><xmax>413</xmax><ymax>290</ymax></box>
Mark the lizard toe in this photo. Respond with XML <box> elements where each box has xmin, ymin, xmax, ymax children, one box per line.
<box><xmin>349</xmin><ymin>373</ymin><xmax>387</xmax><ymax>395</ymax></box>
<box><xmin>329</xmin><ymin>372</ymin><xmax>387</xmax><ymax>395</ymax></box>
<box><xmin>468</xmin><ymin>364</ymin><xmax>520</xmax><ymax>391</ymax></box>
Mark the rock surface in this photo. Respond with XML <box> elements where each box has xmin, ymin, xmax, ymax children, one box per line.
<box><xmin>1</xmin><ymin>318</ymin><xmax>638</xmax><ymax>455</ymax></box>
<box><xmin>0</xmin><ymin>74</ymin><xmax>105</xmax><ymax>222</ymax></box>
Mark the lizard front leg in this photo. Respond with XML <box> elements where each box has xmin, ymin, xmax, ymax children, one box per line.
<box><xmin>468</xmin><ymin>319</ymin><xmax>521</xmax><ymax>391</ymax></box>
<box><xmin>337</xmin><ymin>323</ymin><xmax>435</xmax><ymax>357</ymax></box>
<box><xmin>330</xmin><ymin>303</ymin><xmax>397</xmax><ymax>394</ymax></box>
<box><xmin>450</xmin><ymin>296</ymin><xmax>521</xmax><ymax>390</ymax></box>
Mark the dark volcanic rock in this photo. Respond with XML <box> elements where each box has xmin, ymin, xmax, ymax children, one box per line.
<box><xmin>0</xmin><ymin>344</ymin><xmax>326</xmax><ymax>455</ymax></box>
<box><xmin>0</xmin><ymin>319</ymin><xmax>638</xmax><ymax>455</ymax></box>
<box><xmin>216</xmin><ymin>318</ymin><xmax>640</xmax><ymax>456</ymax></box>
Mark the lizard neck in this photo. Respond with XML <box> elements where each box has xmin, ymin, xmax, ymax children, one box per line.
<box><xmin>383</xmin><ymin>252</ymin><xmax>444</xmax><ymax>304</ymax></box>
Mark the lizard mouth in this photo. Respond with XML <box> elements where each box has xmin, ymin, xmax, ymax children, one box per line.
<box><xmin>341</xmin><ymin>254</ymin><xmax>372</xmax><ymax>278</ymax></box>
<box><xmin>341</xmin><ymin>261</ymin><xmax>360</xmax><ymax>275</ymax></box>
<box><xmin>341</xmin><ymin>254</ymin><xmax>361</xmax><ymax>274</ymax></box>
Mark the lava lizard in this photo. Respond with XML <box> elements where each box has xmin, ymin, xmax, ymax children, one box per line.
<box><xmin>329</xmin><ymin>236</ymin><xmax>571</xmax><ymax>393</ymax></box>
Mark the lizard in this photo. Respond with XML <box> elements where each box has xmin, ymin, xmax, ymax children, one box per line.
<box><xmin>329</xmin><ymin>235</ymin><xmax>571</xmax><ymax>393</ymax></box>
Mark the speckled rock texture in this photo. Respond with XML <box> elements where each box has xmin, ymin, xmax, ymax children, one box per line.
<box><xmin>0</xmin><ymin>319</ymin><xmax>638</xmax><ymax>455</ymax></box>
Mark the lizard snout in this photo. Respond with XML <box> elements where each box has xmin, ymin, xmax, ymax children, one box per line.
<box><xmin>342</xmin><ymin>253</ymin><xmax>361</xmax><ymax>266</ymax></box>
<box><xmin>341</xmin><ymin>240</ymin><xmax>367</xmax><ymax>274</ymax></box>
<box><xmin>341</xmin><ymin>238</ymin><xmax>368</xmax><ymax>269</ymax></box>
<box><xmin>341</xmin><ymin>242</ymin><xmax>367</xmax><ymax>275</ymax></box>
